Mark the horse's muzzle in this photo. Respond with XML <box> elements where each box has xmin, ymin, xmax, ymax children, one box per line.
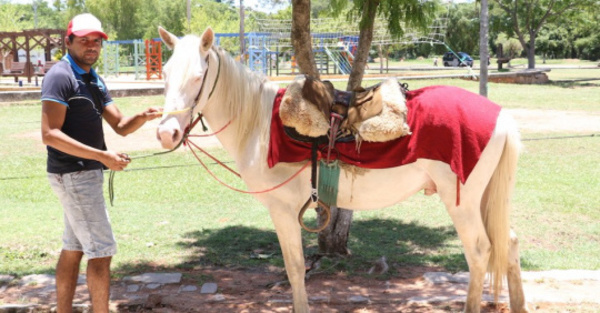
<box><xmin>157</xmin><ymin>118</ymin><xmax>183</xmax><ymax>149</ymax></box>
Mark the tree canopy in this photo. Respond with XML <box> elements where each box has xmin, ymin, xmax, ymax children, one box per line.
<box><xmin>1</xmin><ymin>0</ymin><xmax>598</xmax><ymax>63</ymax></box>
<box><xmin>492</xmin><ymin>0</ymin><xmax>600</xmax><ymax>67</ymax></box>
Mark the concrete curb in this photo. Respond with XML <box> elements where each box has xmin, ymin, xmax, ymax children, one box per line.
<box><xmin>0</xmin><ymin>87</ymin><xmax>164</xmax><ymax>103</ymax></box>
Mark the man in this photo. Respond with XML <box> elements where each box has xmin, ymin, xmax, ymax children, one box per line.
<box><xmin>40</xmin><ymin>13</ymin><xmax>162</xmax><ymax>313</ymax></box>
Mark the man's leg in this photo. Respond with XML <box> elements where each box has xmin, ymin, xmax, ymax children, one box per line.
<box><xmin>49</xmin><ymin>170</ymin><xmax>116</xmax><ymax>313</ymax></box>
<box><xmin>87</xmin><ymin>256</ymin><xmax>112</xmax><ymax>313</ymax></box>
<box><xmin>56</xmin><ymin>250</ymin><xmax>83</xmax><ymax>313</ymax></box>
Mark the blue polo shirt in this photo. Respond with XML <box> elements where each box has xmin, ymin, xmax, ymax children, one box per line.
<box><xmin>41</xmin><ymin>54</ymin><xmax>114</xmax><ymax>174</ymax></box>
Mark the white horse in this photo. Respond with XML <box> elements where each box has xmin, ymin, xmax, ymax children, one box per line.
<box><xmin>156</xmin><ymin>26</ymin><xmax>529</xmax><ymax>313</ymax></box>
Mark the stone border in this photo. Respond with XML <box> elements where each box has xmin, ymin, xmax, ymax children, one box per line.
<box><xmin>0</xmin><ymin>87</ymin><xmax>164</xmax><ymax>103</ymax></box>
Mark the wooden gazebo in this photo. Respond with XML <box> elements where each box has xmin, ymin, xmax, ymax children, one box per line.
<box><xmin>0</xmin><ymin>29</ymin><xmax>66</xmax><ymax>83</ymax></box>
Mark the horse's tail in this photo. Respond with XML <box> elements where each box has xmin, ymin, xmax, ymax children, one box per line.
<box><xmin>483</xmin><ymin>114</ymin><xmax>521</xmax><ymax>302</ymax></box>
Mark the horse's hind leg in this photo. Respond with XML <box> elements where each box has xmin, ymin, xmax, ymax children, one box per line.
<box><xmin>446</xmin><ymin>199</ymin><xmax>491</xmax><ymax>313</ymax></box>
<box><xmin>425</xmin><ymin>161</ymin><xmax>491</xmax><ymax>313</ymax></box>
<box><xmin>507</xmin><ymin>230</ymin><xmax>530</xmax><ymax>312</ymax></box>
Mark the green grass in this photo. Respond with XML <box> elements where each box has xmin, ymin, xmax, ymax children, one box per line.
<box><xmin>360</xmin><ymin>68</ymin><xmax>600</xmax><ymax>111</ymax></box>
<box><xmin>1</xmin><ymin>67</ymin><xmax>599</xmax><ymax>279</ymax></box>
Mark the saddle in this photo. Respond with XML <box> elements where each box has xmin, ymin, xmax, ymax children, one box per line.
<box><xmin>279</xmin><ymin>75</ymin><xmax>412</xmax><ymax>233</ymax></box>
<box><xmin>279</xmin><ymin>75</ymin><xmax>411</xmax><ymax>148</ymax></box>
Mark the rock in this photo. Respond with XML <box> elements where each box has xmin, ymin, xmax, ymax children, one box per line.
<box><xmin>0</xmin><ymin>275</ymin><xmax>14</xmax><ymax>284</ymax></box>
<box><xmin>179</xmin><ymin>285</ymin><xmax>198</xmax><ymax>292</ymax></box>
<box><xmin>423</xmin><ymin>272</ymin><xmax>470</xmax><ymax>284</ymax></box>
<box><xmin>20</xmin><ymin>274</ymin><xmax>55</xmax><ymax>286</ymax></box>
<box><xmin>0</xmin><ymin>304</ymin><xmax>37</xmax><ymax>313</ymax></box>
<box><xmin>348</xmin><ymin>295</ymin><xmax>369</xmax><ymax>303</ymax></box>
<box><xmin>200</xmin><ymin>282</ymin><xmax>218</xmax><ymax>294</ymax></box>
<box><xmin>126</xmin><ymin>284</ymin><xmax>140</xmax><ymax>293</ymax></box>
<box><xmin>124</xmin><ymin>273</ymin><xmax>181</xmax><ymax>284</ymax></box>
<box><xmin>145</xmin><ymin>283</ymin><xmax>161</xmax><ymax>290</ymax></box>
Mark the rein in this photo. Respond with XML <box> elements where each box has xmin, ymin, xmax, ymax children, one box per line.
<box><xmin>109</xmin><ymin>47</ymin><xmax>221</xmax><ymax>205</ymax></box>
<box><xmin>184</xmin><ymin>138</ymin><xmax>311</xmax><ymax>195</ymax></box>
<box><xmin>109</xmin><ymin>47</ymin><xmax>308</xmax><ymax>208</ymax></box>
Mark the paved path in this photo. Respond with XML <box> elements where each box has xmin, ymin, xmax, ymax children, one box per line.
<box><xmin>1</xmin><ymin>270</ymin><xmax>599</xmax><ymax>312</ymax></box>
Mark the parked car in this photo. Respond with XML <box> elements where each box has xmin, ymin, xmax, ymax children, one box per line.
<box><xmin>442</xmin><ymin>51</ymin><xmax>473</xmax><ymax>67</ymax></box>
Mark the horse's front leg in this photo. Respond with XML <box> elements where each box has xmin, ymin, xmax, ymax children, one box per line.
<box><xmin>268</xmin><ymin>203</ymin><xmax>309</xmax><ymax>313</ymax></box>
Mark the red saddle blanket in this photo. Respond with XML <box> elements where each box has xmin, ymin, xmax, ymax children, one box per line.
<box><xmin>267</xmin><ymin>85</ymin><xmax>501</xmax><ymax>184</ymax></box>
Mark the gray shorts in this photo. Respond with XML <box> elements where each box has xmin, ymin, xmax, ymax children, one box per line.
<box><xmin>48</xmin><ymin>169</ymin><xmax>117</xmax><ymax>259</ymax></box>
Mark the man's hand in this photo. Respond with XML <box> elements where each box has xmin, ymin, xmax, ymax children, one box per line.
<box><xmin>104</xmin><ymin>105</ymin><xmax>164</xmax><ymax>136</ymax></box>
<box><xmin>101</xmin><ymin>150</ymin><xmax>131</xmax><ymax>171</ymax></box>
<box><xmin>143</xmin><ymin>107</ymin><xmax>164</xmax><ymax>121</ymax></box>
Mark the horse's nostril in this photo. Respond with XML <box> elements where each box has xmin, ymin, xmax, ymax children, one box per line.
<box><xmin>172</xmin><ymin>129</ymin><xmax>180</xmax><ymax>143</ymax></box>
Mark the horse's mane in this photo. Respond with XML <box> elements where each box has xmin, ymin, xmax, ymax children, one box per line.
<box><xmin>208</xmin><ymin>45</ymin><xmax>279</xmax><ymax>158</ymax></box>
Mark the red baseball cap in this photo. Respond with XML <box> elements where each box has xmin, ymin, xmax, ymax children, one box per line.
<box><xmin>67</xmin><ymin>13</ymin><xmax>108</xmax><ymax>40</ymax></box>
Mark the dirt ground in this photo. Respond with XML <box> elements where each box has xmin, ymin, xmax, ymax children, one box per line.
<box><xmin>7</xmin><ymin>108</ymin><xmax>599</xmax><ymax>312</ymax></box>
<box><xmin>3</xmin><ymin>265</ymin><xmax>600</xmax><ymax>312</ymax></box>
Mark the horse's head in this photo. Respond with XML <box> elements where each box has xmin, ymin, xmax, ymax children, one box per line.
<box><xmin>156</xmin><ymin>26</ymin><xmax>216</xmax><ymax>149</ymax></box>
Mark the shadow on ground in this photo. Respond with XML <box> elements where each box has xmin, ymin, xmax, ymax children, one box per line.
<box><xmin>113</xmin><ymin>218</ymin><xmax>469</xmax><ymax>278</ymax></box>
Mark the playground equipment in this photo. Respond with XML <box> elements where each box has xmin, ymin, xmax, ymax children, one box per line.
<box><xmin>102</xmin><ymin>39</ymin><xmax>162</xmax><ymax>80</ymax></box>
<box><xmin>323</xmin><ymin>46</ymin><xmax>354</xmax><ymax>74</ymax></box>
<box><xmin>101</xmin><ymin>33</ymin><xmax>244</xmax><ymax>80</ymax></box>
<box><xmin>98</xmin><ymin>2</ymin><xmax>458</xmax><ymax>79</ymax></box>
<box><xmin>145</xmin><ymin>39</ymin><xmax>162</xmax><ymax>79</ymax></box>
<box><xmin>244</xmin><ymin>11</ymin><xmax>452</xmax><ymax>75</ymax></box>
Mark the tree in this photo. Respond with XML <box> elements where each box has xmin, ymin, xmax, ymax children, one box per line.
<box><xmin>479</xmin><ymin>0</ymin><xmax>490</xmax><ymax>97</ymax></box>
<box><xmin>494</xmin><ymin>32</ymin><xmax>524</xmax><ymax>59</ymax></box>
<box><xmin>445</xmin><ymin>3</ymin><xmax>482</xmax><ymax>59</ymax></box>
<box><xmin>291</xmin><ymin>0</ymin><xmax>436</xmax><ymax>256</ymax></box>
<box><xmin>331</xmin><ymin>0</ymin><xmax>435</xmax><ymax>90</ymax></box>
<box><xmin>536</xmin><ymin>26</ymin><xmax>571</xmax><ymax>61</ymax></box>
<box><xmin>0</xmin><ymin>3</ymin><xmax>31</xmax><ymax>32</ymax></box>
<box><xmin>492</xmin><ymin>0</ymin><xmax>597</xmax><ymax>68</ymax></box>
<box><xmin>87</xmin><ymin>0</ymin><xmax>143</xmax><ymax>40</ymax></box>
<box><xmin>291</xmin><ymin>0</ymin><xmax>319</xmax><ymax>78</ymax></box>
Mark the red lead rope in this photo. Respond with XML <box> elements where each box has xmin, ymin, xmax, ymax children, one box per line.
<box><xmin>185</xmin><ymin>116</ymin><xmax>310</xmax><ymax>194</ymax></box>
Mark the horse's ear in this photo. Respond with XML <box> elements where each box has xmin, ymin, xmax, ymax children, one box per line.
<box><xmin>158</xmin><ymin>26</ymin><xmax>178</xmax><ymax>50</ymax></box>
<box><xmin>200</xmin><ymin>27</ymin><xmax>215</xmax><ymax>53</ymax></box>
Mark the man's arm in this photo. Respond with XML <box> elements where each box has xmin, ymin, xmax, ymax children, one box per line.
<box><xmin>41</xmin><ymin>100</ymin><xmax>131</xmax><ymax>171</ymax></box>
<box><xmin>102</xmin><ymin>103</ymin><xmax>162</xmax><ymax>136</ymax></box>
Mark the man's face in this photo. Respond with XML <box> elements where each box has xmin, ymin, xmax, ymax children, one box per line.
<box><xmin>66</xmin><ymin>33</ymin><xmax>103</xmax><ymax>70</ymax></box>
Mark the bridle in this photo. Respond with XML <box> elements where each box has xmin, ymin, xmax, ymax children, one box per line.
<box><xmin>168</xmin><ymin>45</ymin><xmax>223</xmax><ymax>148</ymax></box>
<box><xmin>110</xmin><ymin>46</ymin><xmax>320</xmax><ymax>233</ymax></box>
<box><xmin>109</xmin><ymin>46</ymin><xmax>222</xmax><ymax>205</ymax></box>
<box><xmin>187</xmin><ymin>46</ymin><xmax>222</xmax><ymax>128</ymax></box>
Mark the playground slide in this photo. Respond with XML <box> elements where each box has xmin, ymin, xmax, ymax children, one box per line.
<box><xmin>324</xmin><ymin>46</ymin><xmax>354</xmax><ymax>75</ymax></box>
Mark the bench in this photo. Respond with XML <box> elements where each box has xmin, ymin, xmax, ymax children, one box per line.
<box><xmin>495</xmin><ymin>44</ymin><xmax>512</xmax><ymax>70</ymax></box>
<box><xmin>497</xmin><ymin>57</ymin><xmax>512</xmax><ymax>70</ymax></box>
<box><xmin>36</xmin><ymin>61</ymin><xmax>59</xmax><ymax>76</ymax></box>
<box><xmin>1</xmin><ymin>61</ymin><xmax>35</xmax><ymax>83</ymax></box>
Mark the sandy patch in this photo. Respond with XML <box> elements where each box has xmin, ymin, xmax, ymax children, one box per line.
<box><xmin>507</xmin><ymin>108</ymin><xmax>600</xmax><ymax>133</ymax></box>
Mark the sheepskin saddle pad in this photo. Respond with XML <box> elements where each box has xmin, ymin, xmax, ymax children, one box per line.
<box><xmin>279</xmin><ymin>75</ymin><xmax>411</xmax><ymax>143</ymax></box>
